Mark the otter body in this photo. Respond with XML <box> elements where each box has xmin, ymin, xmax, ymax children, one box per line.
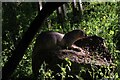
<box><xmin>32</xmin><ymin>31</ymin><xmax>64</xmax><ymax>78</ymax></box>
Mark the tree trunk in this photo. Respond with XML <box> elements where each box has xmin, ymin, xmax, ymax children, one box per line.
<box><xmin>57</xmin><ymin>4</ymin><xmax>66</xmax><ymax>31</ymax></box>
<box><xmin>72</xmin><ymin>0</ymin><xmax>83</xmax><ymax>23</ymax></box>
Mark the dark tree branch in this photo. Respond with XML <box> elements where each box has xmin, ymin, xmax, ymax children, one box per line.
<box><xmin>2</xmin><ymin>2</ymin><xmax>65</xmax><ymax>79</ymax></box>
